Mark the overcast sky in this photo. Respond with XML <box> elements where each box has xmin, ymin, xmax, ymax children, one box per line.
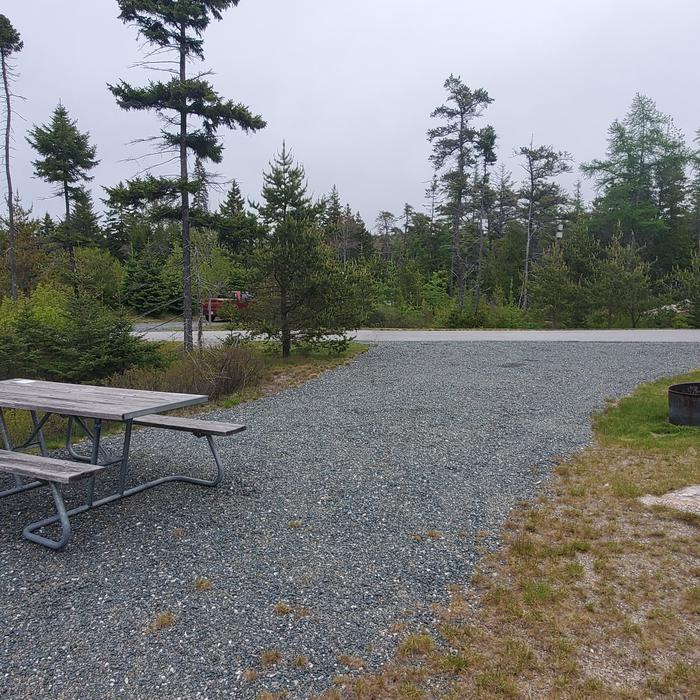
<box><xmin>3</xmin><ymin>0</ymin><xmax>700</xmax><ymax>226</ymax></box>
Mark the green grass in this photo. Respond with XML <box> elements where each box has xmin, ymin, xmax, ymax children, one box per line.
<box><xmin>594</xmin><ymin>369</ymin><xmax>700</xmax><ymax>451</ymax></box>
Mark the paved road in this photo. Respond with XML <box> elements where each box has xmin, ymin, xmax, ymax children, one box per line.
<box><xmin>2</xmin><ymin>342</ymin><xmax>699</xmax><ymax>699</ymax></box>
<box><xmin>136</xmin><ymin>326</ymin><xmax>700</xmax><ymax>344</ymax></box>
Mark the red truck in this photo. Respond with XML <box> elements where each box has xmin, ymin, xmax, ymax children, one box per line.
<box><xmin>201</xmin><ymin>292</ymin><xmax>254</xmax><ymax>321</ymax></box>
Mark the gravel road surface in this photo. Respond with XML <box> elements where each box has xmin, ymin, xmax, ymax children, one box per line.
<box><xmin>1</xmin><ymin>342</ymin><xmax>698</xmax><ymax>699</ymax></box>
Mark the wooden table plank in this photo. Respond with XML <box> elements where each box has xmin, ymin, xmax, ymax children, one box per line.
<box><xmin>0</xmin><ymin>379</ymin><xmax>208</xmax><ymax>420</ymax></box>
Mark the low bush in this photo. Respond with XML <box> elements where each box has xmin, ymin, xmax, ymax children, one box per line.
<box><xmin>0</xmin><ymin>282</ymin><xmax>158</xmax><ymax>383</ymax></box>
<box><xmin>366</xmin><ymin>303</ymin><xmax>435</xmax><ymax>328</ymax></box>
<box><xmin>108</xmin><ymin>345</ymin><xmax>263</xmax><ymax>400</ymax></box>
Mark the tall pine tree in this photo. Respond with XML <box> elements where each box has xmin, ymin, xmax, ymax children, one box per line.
<box><xmin>108</xmin><ymin>0</ymin><xmax>265</xmax><ymax>351</ymax></box>
<box><xmin>428</xmin><ymin>75</ymin><xmax>494</xmax><ymax>309</ymax></box>
<box><xmin>26</xmin><ymin>103</ymin><xmax>98</xmax><ymax>276</ymax></box>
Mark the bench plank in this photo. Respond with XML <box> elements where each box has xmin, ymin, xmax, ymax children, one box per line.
<box><xmin>0</xmin><ymin>450</ymin><xmax>105</xmax><ymax>484</ymax></box>
<box><xmin>133</xmin><ymin>415</ymin><xmax>246</xmax><ymax>437</ymax></box>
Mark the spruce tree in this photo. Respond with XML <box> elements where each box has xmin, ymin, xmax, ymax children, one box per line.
<box><xmin>0</xmin><ymin>14</ymin><xmax>22</xmax><ymax>299</ymax></box>
<box><xmin>26</xmin><ymin>103</ymin><xmax>98</xmax><ymax>275</ymax></box>
<box><xmin>192</xmin><ymin>157</ymin><xmax>209</xmax><ymax>213</ymax></box>
<box><xmin>216</xmin><ymin>179</ymin><xmax>259</xmax><ymax>252</ymax></box>
<box><xmin>247</xmin><ymin>145</ymin><xmax>360</xmax><ymax>357</ymax></box>
<box><xmin>109</xmin><ymin>0</ymin><xmax>265</xmax><ymax>351</ymax></box>
<box><xmin>71</xmin><ymin>188</ymin><xmax>103</xmax><ymax>246</ymax></box>
<box><xmin>219</xmin><ymin>179</ymin><xmax>245</xmax><ymax>217</ymax></box>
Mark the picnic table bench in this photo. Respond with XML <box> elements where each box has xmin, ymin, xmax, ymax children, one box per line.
<box><xmin>0</xmin><ymin>379</ymin><xmax>246</xmax><ymax>550</ymax></box>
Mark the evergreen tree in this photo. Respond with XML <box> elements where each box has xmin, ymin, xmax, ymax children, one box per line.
<box><xmin>589</xmin><ymin>234</ymin><xmax>651</xmax><ymax>327</ymax></box>
<box><xmin>219</xmin><ymin>179</ymin><xmax>246</xmax><ymax>216</ymax></box>
<box><xmin>246</xmin><ymin>146</ymin><xmax>363</xmax><ymax>357</ymax></box>
<box><xmin>491</xmin><ymin>164</ymin><xmax>519</xmax><ymax>241</ymax></box>
<box><xmin>71</xmin><ymin>188</ymin><xmax>103</xmax><ymax>246</ymax></box>
<box><xmin>674</xmin><ymin>255</ymin><xmax>700</xmax><ymax>327</ymax></box>
<box><xmin>109</xmin><ymin>0</ymin><xmax>266</xmax><ymax>351</ymax></box>
<box><xmin>26</xmin><ymin>103</ymin><xmax>98</xmax><ymax>275</ymax></box>
<box><xmin>473</xmin><ymin>125</ymin><xmax>497</xmax><ymax>314</ymax></box>
<box><xmin>216</xmin><ymin>179</ymin><xmax>259</xmax><ymax>252</ymax></box>
<box><xmin>0</xmin><ymin>14</ymin><xmax>22</xmax><ymax>299</ymax></box>
<box><xmin>375</xmin><ymin>210</ymin><xmax>398</xmax><ymax>261</ymax></box>
<box><xmin>428</xmin><ymin>75</ymin><xmax>494</xmax><ymax>309</ymax></box>
<box><xmin>192</xmin><ymin>156</ymin><xmax>209</xmax><ymax>212</ymax></box>
<box><xmin>253</xmin><ymin>142</ymin><xmax>319</xmax><ymax>225</ymax></box>
<box><xmin>529</xmin><ymin>246</ymin><xmax>577</xmax><ymax>328</ymax></box>
<box><xmin>582</xmin><ymin>94</ymin><xmax>691</xmax><ymax>275</ymax></box>
<box><xmin>516</xmin><ymin>140</ymin><xmax>571</xmax><ymax>308</ymax></box>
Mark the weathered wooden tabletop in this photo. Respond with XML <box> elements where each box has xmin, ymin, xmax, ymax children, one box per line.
<box><xmin>0</xmin><ymin>379</ymin><xmax>208</xmax><ymax>421</ymax></box>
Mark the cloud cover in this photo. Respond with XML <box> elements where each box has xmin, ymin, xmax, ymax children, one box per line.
<box><xmin>2</xmin><ymin>0</ymin><xmax>698</xmax><ymax>225</ymax></box>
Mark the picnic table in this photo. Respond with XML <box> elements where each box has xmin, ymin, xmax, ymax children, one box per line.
<box><xmin>0</xmin><ymin>379</ymin><xmax>245</xmax><ymax>550</ymax></box>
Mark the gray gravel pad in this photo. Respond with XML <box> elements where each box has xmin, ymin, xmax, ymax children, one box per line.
<box><xmin>1</xmin><ymin>342</ymin><xmax>697</xmax><ymax>699</ymax></box>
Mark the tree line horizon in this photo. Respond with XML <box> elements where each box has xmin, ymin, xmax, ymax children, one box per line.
<box><xmin>3</xmin><ymin>2</ymin><xmax>700</xmax><ymax>359</ymax></box>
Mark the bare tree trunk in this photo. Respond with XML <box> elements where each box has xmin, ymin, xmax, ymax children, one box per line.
<box><xmin>280</xmin><ymin>288</ymin><xmax>291</xmax><ymax>358</ymax></box>
<box><xmin>180</xmin><ymin>23</ymin><xmax>193</xmax><ymax>352</ymax></box>
<box><xmin>2</xmin><ymin>52</ymin><xmax>17</xmax><ymax>300</ymax></box>
<box><xmin>474</xmin><ymin>212</ymin><xmax>486</xmax><ymax>315</ymax></box>
<box><xmin>520</xmin><ymin>174</ymin><xmax>534</xmax><ymax>309</ymax></box>
<box><xmin>63</xmin><ymin>180</ymin><xmax>77</xmax><ymax>277</ymax></box>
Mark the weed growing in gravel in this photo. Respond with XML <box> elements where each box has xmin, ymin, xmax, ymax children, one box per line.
<box><xmin>172</xmin><ymin>527</ymin><xmax>186</xmax><ymax>538</ymax></box>
<box><xmin>242</xmin><ymin>668</ymin><xmax>258</xmax><ymax>682</ymax></box>
<box><xmin>147</xmin><ymin>611</ymin><xmax>176</xmax><ymax>632</ymax></box>
<box><xmin>260</xmin><ymin>649</ymin><xmax>282</xmax><ymax>666</ymax></box>
<box><xmin>274</xmin><ymin>601</ymin><xmax>292</xmax><ymax>615</ymax></box>
<box><xmin>289</xmin><ymin>520</ymin><xmax>302</xmax><ymax>529</ymax></box>
<box><xmin>255</xmin><ymin>691</ymin><xmax>288</xmax><ymax>700</ymax></box>
<box><xmin>337</xmin><ymin>654</ymin><xmax>365</xmax><ymax>670</ymax></box>
<box><xmin>292</xmin><ymin>655</ymin><xmax>309</xmax><ymax>668</ymax></box>
<box><xmin>194</xmin><ymin>577</ymin><xmax>213</xmax><ymax>591</ymax></box>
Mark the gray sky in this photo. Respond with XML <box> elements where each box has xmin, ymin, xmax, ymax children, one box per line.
<box><xmin>3</xmin><ymin>0</ymin><xmax>700</xmax><ymax>226</ymax></box>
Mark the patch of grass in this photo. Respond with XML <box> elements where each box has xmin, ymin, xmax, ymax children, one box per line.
<box><xmin>396</xmin><ymin>634</ymin><xmax>435</xmax><ymax>657</ymax></box>
<box><xmin>594</xmin><ymin>369</ymin><xmax>700</xmax><ymax>451</ymax></box>
<box><xmin>292</xmin><ymin>655</ymin><xmax>309</xmax><ymax>668</ymax></box>
<box><xmin>522</xmin><ymin>579</ymin><xmax>559</xmax><ymax>605</ymax></box>
<box><xmin>682</xmin><ymin>586</ymin><xmax>700</xmax><ymax>614</ymax></box>
<box><xmin>194</xmin><ymin>577</ymin><xmax>213</xmax><ymax>591</ymax></box>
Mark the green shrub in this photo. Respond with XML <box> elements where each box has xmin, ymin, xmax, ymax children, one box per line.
<box><xmin>0</xmin><ymin>282</ymin><xmax>158</xmax><ymax>383</ymax></box>
<box><xmin>108</xmin><ymin>345</ymin><xmax>262</xmax><ymax>400</ymax></box>
<box><xmin>366</xmin><ymin>303</ymin><xmax>434</xmax><ymax>328</ymax></box>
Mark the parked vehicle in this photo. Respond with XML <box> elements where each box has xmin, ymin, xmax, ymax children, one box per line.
<box><xmin>201</xmin><ymin>292</ymin><xmax>254</xmax><ymax>321</ymax></box>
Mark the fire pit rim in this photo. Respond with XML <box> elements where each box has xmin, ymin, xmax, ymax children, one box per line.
<box><xmin>668</xmin><ymin>382</ymin><xmax>700</xmax><ymax>397</ymax></box>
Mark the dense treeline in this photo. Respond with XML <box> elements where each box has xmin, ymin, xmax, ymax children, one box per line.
<box><xmin>3</xmin><ymin>5</ymin><xmax>700</xmax><ymax>371</ymax></box>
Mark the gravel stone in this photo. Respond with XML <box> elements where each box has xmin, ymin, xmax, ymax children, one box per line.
<box><xmin>1</xmin><ymin>342</ymin><xmax>698</xmax><ymax>698</ymax></box>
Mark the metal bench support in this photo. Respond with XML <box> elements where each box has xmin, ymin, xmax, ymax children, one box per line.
<box><xmin>21</xmin><ymin>430</ymin><xmax>225</xmax><ymax>550</ymax></box>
